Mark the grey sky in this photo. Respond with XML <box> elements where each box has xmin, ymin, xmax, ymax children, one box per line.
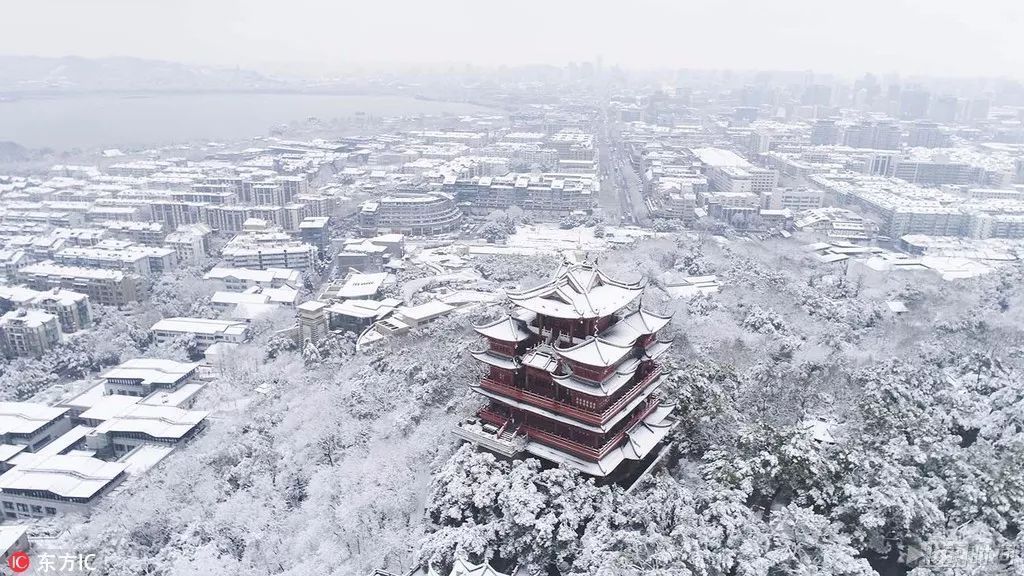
<box><xmin>2</xmin><ymin>0</ymin><xmax>1022</xmax><ymax>77</ymax></box>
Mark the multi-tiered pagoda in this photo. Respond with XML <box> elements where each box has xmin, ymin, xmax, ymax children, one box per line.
<box><xmin>455</xmin><ymin>261</ymin><xmax>676</xmax><ymax>477</ymax></box>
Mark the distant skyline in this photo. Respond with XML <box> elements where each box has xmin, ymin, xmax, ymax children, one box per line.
<box><xmin>2</xmin><ymin>0</ymin><xmax>1022</xmax><ymax>79</ymax></box>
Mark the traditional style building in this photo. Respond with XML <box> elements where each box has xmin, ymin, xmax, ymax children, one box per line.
<box><xmin>455</xmin><ymin>262</ymin><xmax>676</xmax><ymax>477</ymax></box>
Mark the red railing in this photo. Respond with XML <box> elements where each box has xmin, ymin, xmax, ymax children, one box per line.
<box><xmin>599</xmin><ymin>366</ymin><xmax>662</xmax><ymax>422</ymax></box>
<box><xmin>477</xmin><ymin>401</ymin><xmax>661</xmax><ymax>462</ymax></box>
<box><xmin>478</xmin><ymin>366</ymin><xmax>662</xmax><ymax>427</ymax></box>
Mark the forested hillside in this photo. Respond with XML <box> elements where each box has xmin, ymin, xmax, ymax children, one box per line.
<box><xmin>53</xmin><ymin>235</ymin><xmax>1024</xmax><ymax>576</ymax></box>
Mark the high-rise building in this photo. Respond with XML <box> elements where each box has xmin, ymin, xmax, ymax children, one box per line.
<box><xmin>843</xmin><ymin>120</ymin><xmax>901</xmax><ymax>150</ymax></box>
<box><xmin>900</xmin><ymin>89</ymin><xmax>930</xmax><ymax>120</ymax></box>
<box><xmin>907</xmin><ymin>121</ymin><xmax>951</xmax><ymax>148</ymax></box>
<box><xmin>811</xmin><ymin>119</ymin><xmax>839</xmax><ymax>145</ymax></box>
<box><xmin>801</xmin><ymin>84</ymin><xmax>832</xmax><ymax>107</ymax></box>
<box><xmin>965</xmin><ymin>99</ymin><xmax>991</xmax><ymax>123</ymax></box>
<box><xmin>931</xmin><ymin>96</ymin><xmax>959</xmax><ymax>123</ymax></box>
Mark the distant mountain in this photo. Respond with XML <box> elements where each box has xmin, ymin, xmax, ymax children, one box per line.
<box><xmin>0</xmin><ymin>55</ymin><xmax>290</xmax><ymax>94</ymax></box>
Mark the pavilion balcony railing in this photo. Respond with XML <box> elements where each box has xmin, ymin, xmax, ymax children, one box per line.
<box><xmin>478</xmin><ymin>401</ymin><xmax>659</xmax><ymax>462</ymax></box>
<box><xmin>478</xmin><ymin>366</ymin><xmax>662</xmax><ymax>428</ymax></box>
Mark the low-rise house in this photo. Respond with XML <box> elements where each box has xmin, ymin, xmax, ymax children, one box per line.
<box><xmin>203</xmin><ymin>267</ymin><xmax>300</xmax><ymax>291</ymax></box>
<box><xmin>331</xmin><ymin>271</ymin><xmax>392</xmax><ymax>300</ymax></box>
<box><xmin>100</xmin><ymin>358</ymin><xmax>201</xmax><ymax>398</ymax></box>
<box><xmin>211</xmin><ymin>285</ymin><xmax>299</xmax><ymax>310</ymax></box>
<box><xmin>327</xmin><ymin>298</ymin><xmax>401</xmax><ymax>334</ymax></box>
<box><xmin>0</xmin><ymin>454</ymin><xmax>128</xmax><ymax>519</ymax></box>
<box><xmin>150</xmin><ymin>317</ymin><xmax>250</xmax><ymax>350</ymax></box>
<box><xmin>0</xmin><ymin>403</ymin><xmax>71</xmax><ymax>452</ymax></box>
<box><xmin>80</xmin><ymin>403</ymin><xmax>208</xmax><ymax>457</ymax></box>
<box><xmin>0</xmin><ymin>526</ymin><xmax>28</xmax><ymax>562</ymax></box>
<box><xmin>393</xmin><ymin>301</ymin><xmax>456</xmax><ymax>328</ymax></box>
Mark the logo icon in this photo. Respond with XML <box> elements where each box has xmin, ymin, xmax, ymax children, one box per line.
<box><xmin>7</xmin><ymin>550</ymin><xmax>30</xmax><ymax>573</ymax></box>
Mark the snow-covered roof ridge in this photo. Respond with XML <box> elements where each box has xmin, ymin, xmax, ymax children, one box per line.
<box><xmin>505</xmin><ymin>262</ymin><xmax>645</xmax><ymax>319</ymax></box>
<box><xmin>551</xmin><ymin>356</ymin><xmax>643</xmax><ymax>396</ymax></box>
<box><xmin>472</xmin><ymin>314</ymin><xmax>532</xmax><ymax>342</ymax></box>
<box><xmin>554</xmin><ymin>336</ymin><xmax>635</xmax><ymax>368</ymax></box>
<box><xmin>599</xmin><ymin>308</ymin><xmax>673</xmax><ymax>346</ymax></box>
<box><xmin>426</xmin><ymin>557</ymin><xmax>509</xmax><ymax>576</ymax></box>
<box><xmin>470</xmin><ymin>349</ymin><xmax>521</xmax><ymax>371</ymax></box>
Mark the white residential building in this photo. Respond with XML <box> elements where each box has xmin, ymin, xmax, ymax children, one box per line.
<box><xmin>0</xmin><ymin>454</ymin><xmax>128</xmax><ymax>519</ymax></box>
<box><xmin>220</xmin><ymin>226</ymin><xmax>317</xmax><ymax>270</ymax></box>
<box><xmin>0</xmin><ymin>402</ymin><xmax>71</xmax><ymax>452</ymax></box>
<box><xmin>203</xmin><ymin>267</ymin><xmax>301</xmax><ymax>291</ymax></box>
<box><xmin>151</xmin><ymin>317</ymin><xmax>250</xmax><ymax>350</ymax></box>
<box><xmin>17</xmin><ymin>261</ymin><xmax>140</xmax><ymax>306</ymax></box>
<box><xmin>0</xmin><ymin>285</ymin><xmax>92</xmax><ymax>333</ymax></box>
<box><xmin>101</xmin><ymin>358</ymin><xmax>201</xmax><ymax>398</ymax></box>
<box><xmin>0</xmin><ymin>309</ymin><xmax>62</xmax><ymax>358</ymax></box>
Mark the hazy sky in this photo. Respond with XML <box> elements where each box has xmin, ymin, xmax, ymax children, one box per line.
<box><xmin>2</xmin><ymin>0</ymin><xmax>1022</xmax><ymax>77</ymax></box>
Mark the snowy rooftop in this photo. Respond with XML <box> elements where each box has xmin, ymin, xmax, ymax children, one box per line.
<box><xmin>0</xmin><ymin>453</ymin><xmax>127</xmax><ymax>499</ymax></box>
<box><xmin>19</xmin><ymin>261</ymin><xmax>126</xmax><ymax>281</ymax></box>
<box><xmin>692</xmin><ymin>147</ymin><xmax>753</xmax><ymax>169</ymax></box>
<box><xmin>336</xmin><ymin>272</ymin><xmax>390</xmax><ymax>299</ymax></box>
<box><xmin>506</xmin><ymin>262</ymin><xmax>644</xmax><ymax>319</ymax></box>
<box><xmin>599</xmin><ymin>309</ymin><xmax>672</xmax><ymax>347</ymax></box>
<box><xmin>150</xmin><ymin>317</ymin><xmax>249</xmax><ymax>337</ymax></box>
<box><xmin>0</xmin><ymin>402</ymin><xmax>68</xmax><ymax>436</ymax></box>
<box><xmin>120</xmin><ymin>444</ymin><xmax>175</xmax><ymax>475</ymax></box>
<box><xmin>0</xmin><ymin>308</ymin><xmax>57</xmax><ymax>328</ymax></box>
<box><xmin>396</xmin><ymin>300</ymin><xmax>456</xmax><ymax>322</ymax></box>
<box><xmin>91</xmin><ymin>403</ymin><xmax>208</xmax><ymax>440</ymax></box>
<box><xmin>327</xmin><ymin>298</ymin><xmax>401</xmax><ymax>320</ymax></box>
<box><xmin>473</xmin><ymin>315</ymin><xmax>533</xmax><ymax>342</ymax></box>
<box><xmin>101</xmin><ymin>358</ymin><xmax>200</xmax><ymax>387</ymax></box>
<box><xmin>554</xmin><ymin>337</ymin><xmax>634</xmax><ymax>368</ymax></box>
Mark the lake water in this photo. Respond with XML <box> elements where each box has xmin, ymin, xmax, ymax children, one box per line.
<box><xmin>0</xmin><ymin>93</ymin><xmax>495</xmax><ymax>151</ymax></box>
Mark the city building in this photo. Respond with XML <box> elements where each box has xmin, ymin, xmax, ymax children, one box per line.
<box><xmin>358</xmin><ymin>192</ymin><xmax>463</xmax><ymax>236</ymax></box>
<box><xmin>0</xmin><ymin>286</ymin><xmax>92</xmax><ymax>333</ymax></box>
<box><xmin>203</xmin><ymin>267</ymin><xmax>300</xmax><ymax>291</ymax></box>
<box><xmin>691</xmin><ymin>147</ymin><xmax>778</xmax><ymax>194</ymax></box>
<box><xmin>17</xmin><ymin>262</ymin><xmax>139</xmax><ymax>306</ymax></box>
<box><xmin>220</xmin><ymin>222</ymin><xmax>318</xmax><ymax>270</ymax></box>
<box><xmin>0</xmin><ymin>309</ymin><xmax>62</xmax><ymax>358</ymax></box>
<box><xmin>765</xmin><ymin>187</ymin><xmax>825</xmax><ymax>211</ymax></box>
<box><xmin>447</xmin><ymin>173</ymin><xmax>596</xmax><ymax>216</ymax></box>
<box><xmin>454</xmin><ymin>262</ymin><xmax>677</xmax><ymax>478</ymax></box>
<box><xmin>298</xmin><ymin>216</ymin><xmax>331</xmax><ymax>254</ymax></box>
<box><xmin>150</xmin><ymin>317</ymin><xmax>250</xmax><ymax>350</ymax></box>
<box><xmin>0</xmin><ymin>454</ymin><xmax>128</xmax><ymax>519</ymax></box>
<box><xmin>296</xmin><ymin>300</ymin><xmax>329</xmax><ymax>344</ymax></box>
<box><xmin>78</xmin><ymin>402</ymin><xmax>208</xmax><ymax>457</ymax></box>
<box><xmin>0</xmin><ymin>403</ymin><xmax>71</xmax><ymax>452</ymax></box>
<box><xmin>907</xmin><ymin>121</ymin><xmax>951</xmax><ymax>148</ymax></box>
<box><xmin>842</xmin><ymin>120</ymin><xmax>901</xmax><ymax>150</ymax></box>
<box><xmin>100</xmin><ymin>358</ymin><xmax>201</xmax><ymax>398</ymax></box>
<box><xmin>810</xmin><ymin>119</ymin><xmax>839</xmax><ymax>146</ymax></box>
<box><xmin>99</xmin><ymin>221</ymin><xmax>166</xmax><ymax>246</ymax></box>
<box><xmin>163</xmin><ymin>223</ymin><xmax>212</xmax><ymax>267</ymax></box>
